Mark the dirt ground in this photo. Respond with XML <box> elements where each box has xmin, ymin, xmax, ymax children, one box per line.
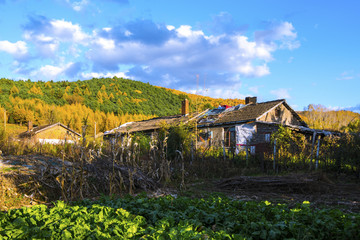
<box><xmin>1</xmin><ymin>154</ymin><xmax>360</xmax><ymax>212</ymax></box>
<box><xmin>184</xmin><ymin>174</ymin><xmax>360</xmax><ymax>213</ymax></box>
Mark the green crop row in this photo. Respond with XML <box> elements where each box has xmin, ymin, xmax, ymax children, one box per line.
<box><xmin>1</xmin><ymin>195</ymin><xmax>359</xmax><ymax>239</ymax></box>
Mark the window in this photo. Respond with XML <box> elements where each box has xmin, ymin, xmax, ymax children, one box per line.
<box><xmin>275</xmin><ymin>107</ymin><xmax>281</xmax><ymax>118</ymax></box>
<box><xmin>250</xmin><ymin>146</ymin><xmax>256</xmax><ymax>155</ymax></box>
<box><xmin>265</xmin><ymin>133</ymin><xmax>271</xmax><ymax>143</ymax></box>
<box><xmin>224</xmin><ymin>127</ymin><xmax>236</xmax><ymax>147</ymax></box>
<box><xmin>198</xmin><ymin>130</ymin><xmax>212</xmax><ymax>142</ymax></box>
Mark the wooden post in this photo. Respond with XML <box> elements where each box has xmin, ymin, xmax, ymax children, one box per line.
<box><xmin>195</xmin><ymin>121</ymin><xmax>197</xmax><ymax>151</ymax></box>
<box><xmin>94</xmin><ymin>121</ymin><xmax>96</xmax><ymax>140</ymax></box>
<box><xmin>310</xmin><ymin>131</ymin><xmax>316</xmax><ymax>169</ymax></box>
<box><xmin>273</xmin><ymin>138</ymin><xmax>277</xmax><ymax>171</ymax></box>
<box><xmin>4</xmin><ymin>109</ymin><xmax>6</xmax><ymax>132</ymax></box>
<box><xmin>221</xmin><ymin>140</ymin><xmax>226</xmax><ymax>161</ymax></box>
<box><xmin>190</xmin><ymin>140</ymin><xmax>194</xmax><ymax>164</ymax></box>
<box><xmin>246</xmin><ymin>145</ymin><xmax>249</xmax><ymax>167</ymax></box>
<box><xmin>315</xmin><ymin>136</ymin><xmax>321</xmax><ymax>170</ymax></box>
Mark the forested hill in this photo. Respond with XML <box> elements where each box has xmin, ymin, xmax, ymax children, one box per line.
<box><xmin>0</xmin><ymin>77</ymin><xmax>244</xmax><ymax>133</ymax></box>
<box><xmin>2</xmin><ymin>77</ymin><xmax>357</xmax><ymax>134</ymax></box>
<box><xmin>298</xmin><ymin>104</ymin><xmax>360</xmax><ymax>132</ymax></box>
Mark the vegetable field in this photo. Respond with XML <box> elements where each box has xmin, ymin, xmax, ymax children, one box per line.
<box><xmin>1</xmin><ymin>195</ymin><xmax>359</xmax><ymax>239</ymax></box>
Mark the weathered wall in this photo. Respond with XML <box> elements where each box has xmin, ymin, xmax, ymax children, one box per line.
<box><xmin>196</xmin><ymin>127</ymin><xmax>225</xmax><ymax>148</ymax></box>
<box><xmin>211</xmin><ymin>127</ymin><xmax>224</xmax><ymax>146</ymax></box>
<box><xmin>252</xmin><ymin>122</ymin><xmax>279</xmax><ymax>153</ymax></box>
<box><xmin>250</xmin><ymin>122</ymin><xmax>278</xmax><ymax>144</ymax></box>
<box><xmin>258</xmin><ymin>103</ymin><xmax>302</xmax><ymax>126</ymax></box>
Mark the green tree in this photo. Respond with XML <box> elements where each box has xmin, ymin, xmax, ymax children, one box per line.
<box><xmin>344</xmin><ymin>119</ymin><xmax>360</xmax><ymax>133</ymax></box>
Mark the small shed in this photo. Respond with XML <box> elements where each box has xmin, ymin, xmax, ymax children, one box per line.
<box><xmin>18</xmin><ymin>122</ymin><xmax>81</xmax><ymax>144</ymax></box>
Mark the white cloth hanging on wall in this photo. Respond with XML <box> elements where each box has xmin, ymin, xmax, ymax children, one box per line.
<box><xmin>235</xmin><ymin>123</ymin><xmax>256</xmax><ymax>154</ymax></box>
<box><xmin>235</xmin><ymin>123</ymin><xmax>256</xmax><ymax>145</ymax></box>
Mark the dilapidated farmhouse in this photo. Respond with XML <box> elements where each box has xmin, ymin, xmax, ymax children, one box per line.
<box><xmin>195</xmin><ymin>97</ymin><xmax>307</xmax><ymax>154</ymax></box>
<box><xmin>18</xmin><ymin>122</ymin><xmax>81</xmax><ymax>144</ymax></box>
<box><xmin>104</xmin><ymin>97</ymin><xmax>330</xmax><ymax>155</ymax></box>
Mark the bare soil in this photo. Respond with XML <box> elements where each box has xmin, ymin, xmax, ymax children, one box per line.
<box><xmin>185</xmin><ymin>174</ymin><xmax>360</xmax><ymax>213</ymax></box>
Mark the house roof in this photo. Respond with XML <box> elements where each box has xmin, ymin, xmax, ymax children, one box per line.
<box><xmin>104</xmin><ymin>99</ymin><xmax>308</xmax><ymax>135</ymax></box>
<box><xmin>18</xmin><ymin>122</ymin><xmax>81</xmax><ymax>138</ymax></box>
<box><xmin>199</xmin><ymin>99</ymin><xmax>307</xmax><ymax>127</ymax></box>
<box><xmin>105</xmin><ymin>111</ymin><xmax>206</xmax><ymax>135</ymax></box>
<box><xmin>214</xmin><ymin>99</ymin><xmax>284</xmax><ymax>124</ymax></box>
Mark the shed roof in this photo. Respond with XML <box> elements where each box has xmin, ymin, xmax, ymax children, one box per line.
<box><xmin>18</xmin><ymin>122</ymin><xmax>81</xmax><ymax>138</ymax></box>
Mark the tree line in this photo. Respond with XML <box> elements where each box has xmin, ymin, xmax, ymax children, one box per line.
<box><xmin>0</xmin><ymin>77</ymin><xmax>244</xmax><ymax>134</ymax></box>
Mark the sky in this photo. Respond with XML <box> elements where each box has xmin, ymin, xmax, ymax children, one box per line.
<box><xmin>0</xmin><ymin>0</ymin><xmax>359</xmax><ymax>112</ymax></box>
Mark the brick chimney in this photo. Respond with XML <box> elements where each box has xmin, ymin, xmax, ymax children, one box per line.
<box><xmin>245</xmin><ymin>96</ymin><xmax>257</xmax><ymax>104</ymax></box>
<box><xmin>27</xmin><ymin>121</ymin><xmax>33</xmax><ymax>132</ymax></box>
<box><xmin>181</xmin><ymin>99</ymin><xmax>189</xmax><ymax>115</ymax></box>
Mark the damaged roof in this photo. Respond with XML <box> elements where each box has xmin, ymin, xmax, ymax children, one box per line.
<box><xmin>105</xmin><ymin>99</ymin><xmax>308</xmax><ymax>135</ymax></box>
<box><xmin>105</xmin><ymin>111</ymin><xmax>205</xmax><ymax>134</ymax></box>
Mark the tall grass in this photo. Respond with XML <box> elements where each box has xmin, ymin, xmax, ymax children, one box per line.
<box><xmin>1</xmin><ymin>122</ymin><xmax>359</xmax><ymax>207</ymax></box>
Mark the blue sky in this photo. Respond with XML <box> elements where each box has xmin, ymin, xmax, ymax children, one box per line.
<box><xmin>0</xmin><ymin>0</ymin><xmax>359</xmax><ymax>112</ymax></box>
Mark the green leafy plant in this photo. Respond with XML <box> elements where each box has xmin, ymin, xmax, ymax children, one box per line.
<box><xmin>1</xmin><ymin>196</ymin><xmax>359</xmax><ymax>239</ymax></box>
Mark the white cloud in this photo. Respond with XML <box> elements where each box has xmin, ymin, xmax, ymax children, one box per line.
<box><xmin>18</xmin><ymin>16</ymin><xmax>299</xmax><ymax>88</ymax></box>
<box><xmin>290</xmin><ymin>104</ymin><xmax>299</xmax><ymax>110</ymax></box>
<box><xmin>24</xmin><ymin>18</ymin><xmax>89</xmax><ymax>57</ymax></box>
<box><xmin>270</xmin><ymin>88</ymin><xmax>291</xmax><ymax>99</ymax></box>
<box><xmin>255</xmin><ymin>22</ymin><xmax>300</xmax><ymax>50</ymax></box>
<box><xmin>24</xmin><ymin>19</ymin><xmax>89</xmax><ymax>43</ymax></box>
<box><xmin>176</xmin><ymin>25</ymin><xmax>205</xmax><ymax>39</ymax></box>
<box><xmin>180</xmin><ymin>83</ymin><xmax>245</xmax><ymax>99</ymax></box>
<box><xmin>88</xmin><ymin>22</ymin><xmax>295</xmax><ymax>79</ymax></box>
<box><xmin>94</xmin><ymin>37</ymin><xmax>115</xmax><ymax>50</ymax></box>
<box><xmin>72</xmin><ymin>0</ymin><xmax>89</xmax><ymax>11</ymax></box>
<box><xmin>30</xmin><ymin>62</ymin><xmax>75</xmax><ymax>80</ymax></box>
<box><xmin>50</xmin><ymin>19</ymin><xmax>89</xmax><ymax>42</ymax></box>
<box><xmin>81</xmin><ymin>71</ymin><xmax>128</xmax><ymax>79</ymax></box>
<box><xmin>249</xmin><ymin>86</ymin><xmax>259</xmax><ymax>94</ymax></box>
<box><xmin>166</xmin><ymin>25</ymin><xmax>175</xmax><ymax>31</ymax></box>
<box><xmin>327</xmin><ymin>105</ymin><xmax>341</xmax><ymax>111</ymax></box>
<box><xmin>336</xmin><ymin>71</ymin><xmax>355</xmax><ymax>80</ymax></box>
<box><xmin>65</xmin><ymin>0</ymin><xmax>89</xmax><ymax>12</ymax></box>
<box><xmin>0</xmin><ymin>40</ymin><xmax>28</xmax><ymax>58</ymax></box>
<box><xmin>159</xmin><ymin>73</ymin><xmax>180</xmax><ymax>87</ymax></box>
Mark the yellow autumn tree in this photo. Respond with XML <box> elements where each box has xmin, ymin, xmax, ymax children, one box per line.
<box><xmin>45</xmin><ymin>81</ymin><xmax>52</xmax><ymax>89</ymax></box>
<box><xmin>83</xmin><ymin>87</ymin><xmax>91</xmax><ymax>96</ymax></box>
<box><xmin>97</xmin><ymin>91</ymin><xmax>103</xmax><ymax>104</ymax></box>
<box><xmin>102</xmin><ymin>91</ymin><xmax>109</xmax><ymax>100</ymax></box>
<box><xmin>28</xmin><ymin>85</ymin><xmax>43</xmax><ymax>95</ymax></box>
<box><xmin>73</xmin><ymin>86</ymin><xmax>82</xmax><ymax>95</ymax></box>
<box><xmin>10</xmin><ymin>85</ymin><xmax>19</xmax><ymax>95</ymax></box>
